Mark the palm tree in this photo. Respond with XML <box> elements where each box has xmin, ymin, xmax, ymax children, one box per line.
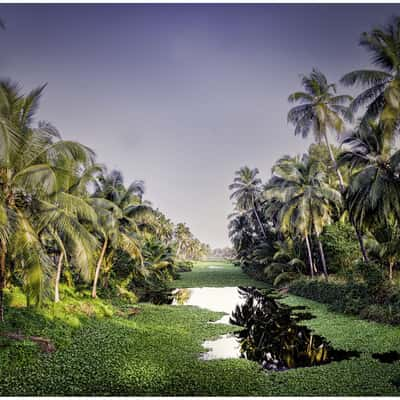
<box><xmin>341</xmin><ymin>16</ymin><xmax>400</xmax><ymax>142</ymax></box>
<box><xmin>264</xmin><ymin>154</ymin><xmax>341</xmax><ymax>279</ymax></box>
<box><xmin>339</xmin><ymin>120</ymin><xmax>400</xmax><ymax>272</ymax></box>
<box><xmin>228</xmin><ymin>211</ymin><xmax>255</xmax><ymax>260</ymax></box>
<box><xmin>0</xmin><ymin>81</ymin><xmax>95</xmax><ymax>319</ymax></box>
<box><xmin>229</xmin><ymin>166</ymin><xmax>267</xmax><ymax>238</ymax></box>
<box><xmin>45</xmin><ymin>162</ymin><xmax>103</xmax><ymax>302</ymax></box>
<box><xmin>174</xmin><ymin>223</ymin><xmax>191</xmax><ymax>259</ymax></box>
<box><xmin>287</xmin><ymin>69</ymin><xmax>352</xmax><ymax>190</ymax></box>
<box><xmin>90</xmin><ymin>170</ymin><xmax>150</xmax><ymax>298</ymax></box>
<box><xmin>152</xmin><ymin>210</ymin><xmax>174</xmax><ymax>245</ymax></box>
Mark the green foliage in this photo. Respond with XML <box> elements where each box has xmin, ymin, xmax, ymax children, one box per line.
<box><xmin>175</xmin><ymin>260</ymin><xmax>194</xmax><ymax>272</ymax></box>
<box><xmin>289</xmin><ymin>276</ymin><xmax>400</xmax><ymax>325</ymax></box>
<box><xmin>2</xmin><ymin>275</ymin><xmax>400</xmax><ymax>395</ymax></box>
<box><xmin>321</xmin><ymin>222</ymin><xmax>362</xmax><ymax>273</ymax></box>
<box><xmin>353</xmin><ymin>261</ymin><xmax>385</xmax><ymax>291</ymax></box>
<box><xmin>169</xmin><ymin>261</ymin><xmax>270</xmax><ymax>288</ymax></box>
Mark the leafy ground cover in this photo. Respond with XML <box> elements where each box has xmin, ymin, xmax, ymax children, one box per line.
<box><xmin>1</xmin><ymin>262</ymin><xmax>400</xmax><ymax>395</ymax></box>
<box><xmin>170</xmin><ymin>260</ymin><xmax>270</xmax><ymax>288</ymax></box>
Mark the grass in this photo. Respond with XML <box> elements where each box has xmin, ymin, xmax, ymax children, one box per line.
<box><xmin>170</xmin><ymin>260</ymin><xmax>270</xmax><ymax>288</ymax></box>
<box><xmin>1</xmin><ymin>262</ymin><xmax>400</xmax><ymax>395</ymax></box>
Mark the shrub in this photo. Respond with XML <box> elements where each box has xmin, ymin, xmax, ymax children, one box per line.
<box><xmin>175</xmin><ymin>260</ymin><xmax>194</xmax><ymax>272</ymax></box>
<box><xmin>353</xmin><ymin>261</ymin><xmax>384</xmax><ymax>292</ymax></box>
<box><xmin>320</xmin><ymin>222</ymin><xmax>362</xmax><ymax>274</ymax></box>
<box><xmin>289</xmin><ymin>277</ymin><xmax>400</xmax><ymax>325</ymax></box>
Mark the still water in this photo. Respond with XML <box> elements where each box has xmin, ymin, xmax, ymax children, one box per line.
<box><xmin>140</xmin><ymin>284</ymin><xmax>361</xmax><ymax>370</ymax></box>
<box><xmin>172</xmin><ymin>287</ymin><xmax>244</xmax><ymax>359</ymax></box>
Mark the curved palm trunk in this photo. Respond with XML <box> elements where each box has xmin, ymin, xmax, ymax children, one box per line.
<box><xmin>54</xmin><ymin>253</ymin><xmax>64</xmax><ymax>303</ymax></box>
<box><xmin>316</xmin><ymin>234</ymin><xmax>328</xmax><ymax>281</ymax></box>
<box><xmin>304</xmin><ymin>234</ymin><xmax>314</xmax><ymax>279</ymax></box>
<box><xmin>0</xmin><ymin>241</ymin><xmax>6</xmax><ymax>322</ymax></box>
<box><xmin>92</xmin><ymin>238</ymin><xmax>108</xmax><ymax>299</ymax></box>
<box><xmin>323</xmin><ymin>132</ymin><xmax>344</xmax><ymax>192</ymax></box>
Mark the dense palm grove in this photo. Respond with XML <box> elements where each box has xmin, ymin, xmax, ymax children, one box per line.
<box><xmin>229</xmin><ymin>16</ymin><xmax>400</xmax><ymax>324</ymax></box>
<box><xmin>0</xmin><ymin>81</ymin><xmax>210</xmax><ymax>321</ymax></box>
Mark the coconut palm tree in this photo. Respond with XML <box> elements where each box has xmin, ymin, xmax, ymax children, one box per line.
<box><xmin>0</xmin><ymin>81</ymin><xmax>95</xmax><ymax>319</ymax></box>
<box><xmin>90</xmin><ymin>170</ymin><xmax>151</xmax><ymax>298</ymax></box>
<box><xmin>341</xmin><ymin>16</ymin><xmax>400</xmax><ymax>142</ymax></box>
<box><xmin>45</xmin><ymin>161</ymin><xmax>103</xmax><ymax>302</ymax></box>
<box><xmin>174</xmin><ymin>223</ymin><xmax>192</xmax><ymax>259</ymax></box>
<box><xmin>339</xmin><ymin>120</ymin><xmax>400</xmax><ymax>272</ymax></box>
<box><xmin>229</xmin><ymin>166</ymin><xmax>267</xmax><ymax>238</ymax></box>
<box><xmin>287</xmin><ymin>69</ymin><xmax>352</xmax><ymax>190</ymax></box>
<box><xmin>264</xmin><ymin>154</ymin><xmax>341</xmax><ymax>279</ymax></box>
<box><xmin>228</xmin><ymin>211</ymin><xmax>255</xmax><ymax>260</ymax></box>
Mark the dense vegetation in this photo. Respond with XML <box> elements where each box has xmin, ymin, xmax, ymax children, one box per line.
<box><xmin>4</xmin><ymin>11</ymin><xmax>400</xmax><ymax>397</ymax></box>
<box><xmin>0</xmin><ymin>81</ymin><xmax>211</xmax><ymax>322</ymax></box>
<box><xmin>228</xmin><ymin>16</ymin><xmax>400</xmax><ymax>324</ymax></box>
<box><xmin>2</xmin><ymin>262</ymin><xmax>400</xmax><ymax>396</ymax></box>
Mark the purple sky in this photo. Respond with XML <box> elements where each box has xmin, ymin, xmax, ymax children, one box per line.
<box><xmin>1</xmin><ymin>4</ymin><xmax>399</xmax><ymax>248</ymax></box>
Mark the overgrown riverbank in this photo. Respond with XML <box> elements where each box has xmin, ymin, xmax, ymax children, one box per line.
<box><xmin>1</xmin><ymin>261</ymin><xmax>400</xmax><ymax>395</ymax></box>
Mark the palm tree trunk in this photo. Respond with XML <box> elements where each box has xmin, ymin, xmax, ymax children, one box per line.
<box><xmin>92</xmin><ymin>238</ymin><xmax>108</xmax><ymax>299</ymax></box>
<box><xmin>305</xmin><ymin>234</ymin><xmax>314</xmax><ymax>279</ymax></box>
<box><xmin>389</xmin><ymin>261</ymin><xmax>394</xmax><ymax>281</ymax></box>
<box><xmin>252</xmin><ymin>198</ymin><xmax>267</xmax><ymax>238</ymax></box>
<box><xmin>316</xmin><ymin>235</ymin><xmax>328</xmax><ymax>280</ymax></box>
<box><xmin>54</xmin><ymin>253</ymin><xmax>64</xmax><ymax>303</ymax></box>
<box><xmin>323</xmin><ymin>132</ymin><xmax>344</xmax><ymax>192</ymax></box>
<box><xmin>355</xmin><ymin>227</ymin><xmax>369</xmax><ymax>263</ymax></box>
<box><xmin>323</xmin><ymin>132</ymin><xmax>370</xmax><ymax>263</ymax></box>
<box><xmin>176</xmin><ymin>241</ymin><xmax>182</xmax><ymax>258</ymax></box>
<box><xmin>0</xmin><ymin>241</ymin><xmax>6</xmax><ymax>322</ymax></box>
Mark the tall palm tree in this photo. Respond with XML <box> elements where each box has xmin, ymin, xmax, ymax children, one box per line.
<box><xmin>90</xmin><ymin>170</ymin><xmax>150</xmax><ymax>298</ymax></box>
<box><xmin>341</xmin><ymin>16</ymin><xmax>400</xmax><ymax>142</ymax></box>
<box><xmin>339</xmin><ymin>120</ymin><xmax>400</xmax><ymax>270</ymax></box>
<box><xmin>0</xmin><ymin>81</ymin><xmax>95</xmax><ymax>319</ymax></box>
<box><xmin>287</xmin><ymin>69</ymin><xmax>352</xmax><ymax>190</ymax></box>
<box><xmin>45</xmin><ymin>161</ymin><xmax>103</xmax><ymax>302</ymax></box>
<box><xmin>264</xmin><ymin>155</ymin><xmax>341</xmax><ymax>279</ymax></box>
<box><xmin>229</xmin><ymin>166</ymin><xmax>267</xmax><ymax>238</ymax></box>
<box><xmin>174</xmin><ymin>223</ymin><xmax>192</xmax><ymax>259</ymax></box>
<box><xmin>228</xmin><ymin>211</ymin><xmax>255</xmax><ymax>260</ymax></box>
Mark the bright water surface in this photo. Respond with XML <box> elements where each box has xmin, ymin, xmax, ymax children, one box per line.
<box><xmin>171</xmin><ymin>286</ymin><xmax>243</xmax><ymax>359</ymax></box>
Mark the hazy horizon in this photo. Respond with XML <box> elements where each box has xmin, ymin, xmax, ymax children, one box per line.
<box><xmin>1</xmin><ymin>4</ymin><xmax>400</xmax><ymax>248</ymax></box>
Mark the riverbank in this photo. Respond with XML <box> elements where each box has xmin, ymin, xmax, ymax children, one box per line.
<box><xmin>1</xmin><ymin>261</ymin><xmax>400</xmax><ymax>395</ymax></box>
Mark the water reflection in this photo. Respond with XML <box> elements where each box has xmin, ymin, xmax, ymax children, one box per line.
<box><xmin>200</xmin><ymin>334</ymin><xmax>241</xmax><ymax>360</ymax></box>
<box><xmin>230</xmin><ymin>287</ymin><xmax>360</xmax><ymax>371</ymax></box>
<box><xmin>138</xmin><ymin>285</ymin><xmax>360</xmax><ymax>370</ymax></box>
<box><xmin>172</xmin><ymin>287</ymin><xmax>245</xmax><ymax>316</ymax></box>
<box><xmin>372</xmin><ymin>351</ymin><xmax>400</xmax><ymax>363</ymax></box>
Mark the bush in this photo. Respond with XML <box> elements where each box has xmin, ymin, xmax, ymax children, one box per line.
<box><xmin>353</xmin><ymin>261</ymin><xmax>384</xmax><ymax>292</ymax></box>
<box><xmin>289</xmin><ymin>277</ymin><xmax>400</xmax><ymax>325</ymax></box>
<box><xmin>320</xmin><ymin>222</ymin><xmax>362</xmax><ymax>274</ymax></box>
<box><xmin>175</xmin><ymin>260</ymin><xmax>194</xmax><ymax>272</ymax></box>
